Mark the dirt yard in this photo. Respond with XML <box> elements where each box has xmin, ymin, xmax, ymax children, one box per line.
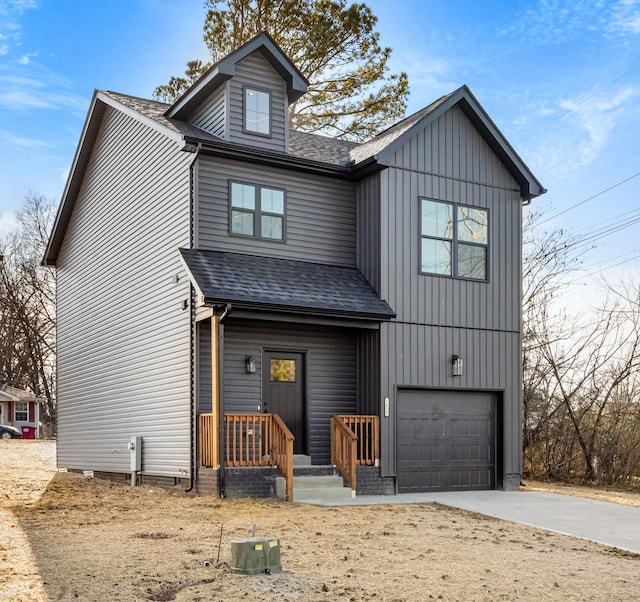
<box><xmin>1</xmin><ymin>441</ymin><xmax>639</xmax><ymax>601</ymax></box>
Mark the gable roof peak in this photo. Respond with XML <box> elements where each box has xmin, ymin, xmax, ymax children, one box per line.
<box><xmin>350</xmin><ymin>84</ymin><xmax>545</xmax><ymax>200</ymax></box>
<box><xmin>166</xmin><ymin>31</ymin><xmax>308</xmax><ymax>120</ymax></box>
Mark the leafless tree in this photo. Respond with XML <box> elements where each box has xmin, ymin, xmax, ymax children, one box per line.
<box><xmin>524</xmin><ymin>278</ymin><xmax>640</xmax><ymax>486</ymax></box>
<box><xmin>0</xmin><ymin>193</ymin><xmax>56</xmax><ymax>435</ymax></box>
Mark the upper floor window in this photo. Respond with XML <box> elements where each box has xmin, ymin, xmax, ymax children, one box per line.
<box><xmin>420</xmin><ymin>198</ymin><xmax>488</xmax><ymax>280</ymax></box>
<box><xmin>14</xmin><ymin>401</ymin><xmax>28</xmax><ymax>422</ymax></box>
<box><xmin>230</xmin><ymin>181</ymin><xmax>285</xmax><ymax>240</ymax></box>
<box><xmin>244</xmin><ymin>87</ymin><xmax>271</xmax><ymax>136</ymax></box>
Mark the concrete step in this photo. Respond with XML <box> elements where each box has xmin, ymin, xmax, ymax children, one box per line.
<box><xmin>293</xmin><ymin>474</ymin><xmax>344</xmax><ymax>488</ymax></box>
<box><xmin>292</xmin><ymin>473</ymin><xmax>355</xmax><ymax>503</ymax></box>
<box><xmin>293</xmin><ymin>454</ymin><xmax>312</xmax><ymax>466</ymax></box>
<box><xmin>294</xmin><ymin>487</ymin><xmax>355</xmax><ymax>503</ymax></box>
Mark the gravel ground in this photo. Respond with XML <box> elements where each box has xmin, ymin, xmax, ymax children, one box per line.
<box><xmin>2</xmin><ymin>440</ymin><xmax>640</xmax><ymax>601</ymax></box>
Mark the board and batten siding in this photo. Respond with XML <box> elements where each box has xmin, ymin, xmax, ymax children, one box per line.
<box><xmin>372</xmin><ymin>105</ymin><xmax>524</xmax><ymax>486</ymax></box>
<box><xmin>221</xmin><ymin>320</ymin><xmax>357</xmax><ymax>464</ymax></box>
<box><xmin>227</xmin><ymin>51</ymin><xmax>288</xmax><ymax>152</ymax></box>
<box><xmin>356</xmin><ymin>173</ymin><xmax>381</xmax><ymax>293</ymax></box>
<box><xmin>197</xmin><ymin>320</ymin><xmax>213</xmax><ymax>414</ymax></box>
<box><xmin>188</xmin><ymin>86</ymin><xmax>226</xmax><ymax>138</ymax></box>
<box><xmin>196</xmin><ymin>156</ymin><xmax>357</xmax><ymax>266</ymax></box>
<box><xmin>56</xmin><ymin>105</ymin><xmax>193</xmax><ymax>477</ymax></box>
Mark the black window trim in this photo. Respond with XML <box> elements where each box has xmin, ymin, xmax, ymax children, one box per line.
<box><xmin>419</xmin><ymin>197</ymin><xmax>490</xmax><ymax>282</ymax></box>
<box><xmin>229</xmin><ymin>179</ymin><xmax>287</xmax><ymax>242</ymax></box>
<box><xmin>243</xmin><ymin>85</ymin><xmax>273</xmax><ymax>138</ymax></box>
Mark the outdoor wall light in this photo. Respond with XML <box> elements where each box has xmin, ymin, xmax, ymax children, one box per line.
<box><xmin>246</xmin><ymin>356</ymin><xmax>256</xmax><ymax>374</ymax></box>
<box><xmin>452</xmin><ymin>355</ymin><xmax>464</xmax><ymax>377</ymax></box>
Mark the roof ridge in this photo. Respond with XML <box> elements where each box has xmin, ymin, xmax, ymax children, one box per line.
<box><xmin>102</xmin><ymin>90</ymin><xmax>169</xmax><ymax>108</ymax></box>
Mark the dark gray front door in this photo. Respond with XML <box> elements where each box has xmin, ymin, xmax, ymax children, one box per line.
<box><xmin>262</xmin><ymin>351</ymin><xmax>306</xmax><ymax>454</ymax></box>
<box><xmin>397</xmin><ymin>390</ymin><xmax>496</xmax><ymax>493</ymax></box>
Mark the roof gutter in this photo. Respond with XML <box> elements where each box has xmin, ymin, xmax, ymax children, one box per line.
<box><xmin>202</xmin><ymin>297</ymin><xmax>395</xmax><ymax>322</ymax></box>
<box><xmin>186</xmin><ymin>136</ymin><xmax>384</xmax><ymax>181</ymax></box>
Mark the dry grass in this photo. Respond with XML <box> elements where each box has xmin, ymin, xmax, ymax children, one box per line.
<box><xmin>1</xmin><ymin>440</ymin><xmax>640</xmax><ymax>601</ymax></box>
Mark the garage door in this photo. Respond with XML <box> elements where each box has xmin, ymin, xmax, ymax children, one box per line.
<box><xmin>397</xmin><ymin>390</ymin><xmax>496</xmax><ymax>493</ymax></box>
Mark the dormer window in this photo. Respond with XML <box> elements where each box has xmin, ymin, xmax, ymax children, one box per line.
<box><xmin>244</xmin><ymin>87</ymin><xmax>271</xmax><ymax>136</ymax></box>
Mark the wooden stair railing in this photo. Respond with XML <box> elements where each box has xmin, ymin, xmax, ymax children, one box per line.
<box><xmin>331</xmin><ymin>415</ymin><xmax>380</xmax><ymax>494</ymax></box>
<box><xmin>198</xmin><ymin>413</ymin><xmax>294</xmax><ymax>501</ymax></box>
<box><xmin>270</xmin><ymin>414</ymin><xmax>295</xmax><ymax>503</ymax></box>
<box><xmin>331</xmin><ymin>416</ymin><xmax>357</xmax><ymax>493</ymax></box>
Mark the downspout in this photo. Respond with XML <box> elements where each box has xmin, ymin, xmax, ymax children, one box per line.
<box><xmin>184</xmin><ymin>143</ymin><xmax>201</xmax><ymax>494</ymax></box>
<box><xmin>216</xmin><ymin>303</ymin><xmax>231</xmax><ymax>498</ymax></box>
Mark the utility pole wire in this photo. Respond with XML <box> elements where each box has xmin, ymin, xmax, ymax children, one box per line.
<box><xmin>538</xmin><ymin>169</ymin><xmax>640</xmax><ymax>225</ymax></box>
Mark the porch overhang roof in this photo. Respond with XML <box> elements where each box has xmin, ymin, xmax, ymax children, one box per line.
<box><xmin>179</xmin><ymin>248</ymin><xmax>395</xmax><ymax>321</ymax></box>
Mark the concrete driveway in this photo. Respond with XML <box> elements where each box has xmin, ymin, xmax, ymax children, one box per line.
<box><xmin>305</xmin><ymin>490</ymin><xmax>640</xmax><ymax>555</ymax></box>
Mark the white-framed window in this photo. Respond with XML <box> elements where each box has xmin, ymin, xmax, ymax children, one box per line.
<box><xmin>244</xmin><ymin>87</ymin><xmax>271</xmax><ymax>136</ymax></box>
<box><xmin>14</xmin><ymin>401</ymin><xmax>28</xmax><ymax>422</ymax></box>
<box><xmin>230</xmin><ymin>181</ymin><xmax>285</xmax><ymax>240</ymax></box>
<box><xmin>420</xmin><ymin>198</ymin><xmax>488</xmax><ymax>280</ymax></box>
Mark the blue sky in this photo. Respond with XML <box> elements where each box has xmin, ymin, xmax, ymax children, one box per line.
<box><xmin>1</xmin><ymin>0</ymin><xmax>640</xmax><ymax>298</ymax></box>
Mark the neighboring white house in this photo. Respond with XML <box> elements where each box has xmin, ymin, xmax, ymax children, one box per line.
<box><xmin>0</xmin><ymin>385</ymin><xmax>40</xmax><ymax>438</ymax></box>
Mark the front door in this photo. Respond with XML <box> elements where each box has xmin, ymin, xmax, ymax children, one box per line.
<box><xmin>262</xmin><ymin>350</ymin><xmax>306</xmax><ymax>454</ymax></box>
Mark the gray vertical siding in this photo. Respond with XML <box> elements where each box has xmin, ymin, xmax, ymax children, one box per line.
<box><xmin>197</xmin><ymin>156</ymin><xmax>357</xmax><ymax>266</ymax></box>
<box><xmin>197</xmin><ymin>320</ymin><xmax>212</xmax><ymax>413</ymax></box>
<box><xmin>356</xmin><ymin>173</ymin><xmax>381</xmax><ymax>293</ymax></box>
<box><xmin>356</xmin><ymin>329</ymin><xmax>380</xmax><ymax>416</ymax></box>
<box><xmin>222</xmin><ymin>320</ymin><xmax>357</xmax><ymax>464</ymax></box>
<box><xmin>379</xmin><ymin>324</ymin><xmax>522</xmax><ymax>478</ymax></box>
<box><xmin>189</xmin><ymin>86</ymin><xmax>226</xmax><ymax>138</ymax></box>
<box><xmin>56</xmin><ymin>105</ymin><xmax>193</xmax><ymax>477</ymax></box>
<box><xmin>376</xmin><ymin>105</ymin><xmax>524</xmax><ymax>483</ymax></box>
<box><xmin>227</xmin><ymin>52</ymin><xmax>288</xmax><ymax>152</ymax></box>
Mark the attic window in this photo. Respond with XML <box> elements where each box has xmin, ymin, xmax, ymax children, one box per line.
<box><xmin>244</xmin><ymin>87</ymin><xmax>271</xmax><ymax>136</ymax></box>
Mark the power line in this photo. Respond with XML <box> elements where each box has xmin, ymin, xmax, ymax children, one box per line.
<box><xmin>538</xmin><ymin>169</ymin><xmax>640</xmax><ymax>225</ymax></box>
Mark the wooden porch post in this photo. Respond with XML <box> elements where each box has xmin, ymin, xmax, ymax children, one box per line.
<box><xmin>210</xmin><ymin>315</ymin><xmax>220</xmax><ymax>467</ymax></box>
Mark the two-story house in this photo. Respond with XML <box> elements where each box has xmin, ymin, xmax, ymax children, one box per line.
<box><xmin>44</xmin><ymin>33</ymin><xmax>544</xmax><ymax>500</ymax></box>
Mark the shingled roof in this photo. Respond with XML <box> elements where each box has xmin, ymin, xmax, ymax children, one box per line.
<box><xmin>348</xmin><ymin>93</ymin><xmax>454</xmax><ymax>164</ymax></box>
<box><xmin>179</xmin><ymin>248</ymin><xmax>395</xmax><ymax>320</ymax></box>
<box><xmin>289</xmin><ymin>131</ymin><xmax>357</xmax><ymax>165</ymax></box>
<box><xmin>102</xmin><ymin>91</ymin><xmax>222</xmax><ymax>143</ymax></box>
<box><xmin>102</xmin><ymin>91</ymin><xmax>358</xmax><ymax>167</ymax></box>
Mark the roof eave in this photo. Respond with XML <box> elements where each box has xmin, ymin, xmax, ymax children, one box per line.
<box><xmin>202</xmin><ymin>296</ymin><xmax>395</xmax><ymax>321</ymax></box>
<box><xmin>371</xmin><ymin>85</ymin><xmax>546</xmax><ymax>201</ymax></box>
<box><xmin>43</xmin><ymin>90</ymin><xmax>103</xmax><ymax>266</ymax></box>
<box><xmin>43</xmin><ymin>91</ymin><xmax>187</xmax><ymax>266</ymax></box>
<box><xmin>192</xmin><ymin>136</ymin><xmax>355</xmax><ymax>178</ymax></box>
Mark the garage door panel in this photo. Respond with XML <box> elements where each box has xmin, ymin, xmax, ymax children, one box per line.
<box><xmin>451</xmin><ymin>469</ymin><xmax>492</xmax><ymax>489</ymax></box>
<box><xmin>397</xmin><ymin>390</ymin><xmax>496</xmax><ymax>493</ymax></box>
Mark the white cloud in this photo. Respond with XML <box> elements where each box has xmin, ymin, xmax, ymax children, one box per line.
<box><xmin>0</xmin><ymin>128</ymin><xmax>49</xmax><ymax>149</ymax></box>
<box><xmin>559</xmin><ymin>85</ymin><xmax>637</xmax><ymax>166</ymax></box>
<box><xmin>0</xmin><ymin>72</ymin><xmax>85</xmax><ymax>111</ymax></box>
<box><xmin>607</xmin><ymin>0</ymin><xmax>640</xmax><ymax>35</ymax></box>
<box><xmin>497</xmin><ymin>0</ymin><xmax>640</xmax><ymax>46</ymax></box>
<box><xmin>0</xmin><ymin>0</ymin><xmax>38</xmax><ymax>56</ymax></box>
<box><xmin>18</xmin><ymin>51</ymin><xmax>37</xmax><ymax>64</ymax></box>
<box><xmin>2</xmin><ymin>0</ymin><xmax>38</xmax><ymax>13</ymax></box>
